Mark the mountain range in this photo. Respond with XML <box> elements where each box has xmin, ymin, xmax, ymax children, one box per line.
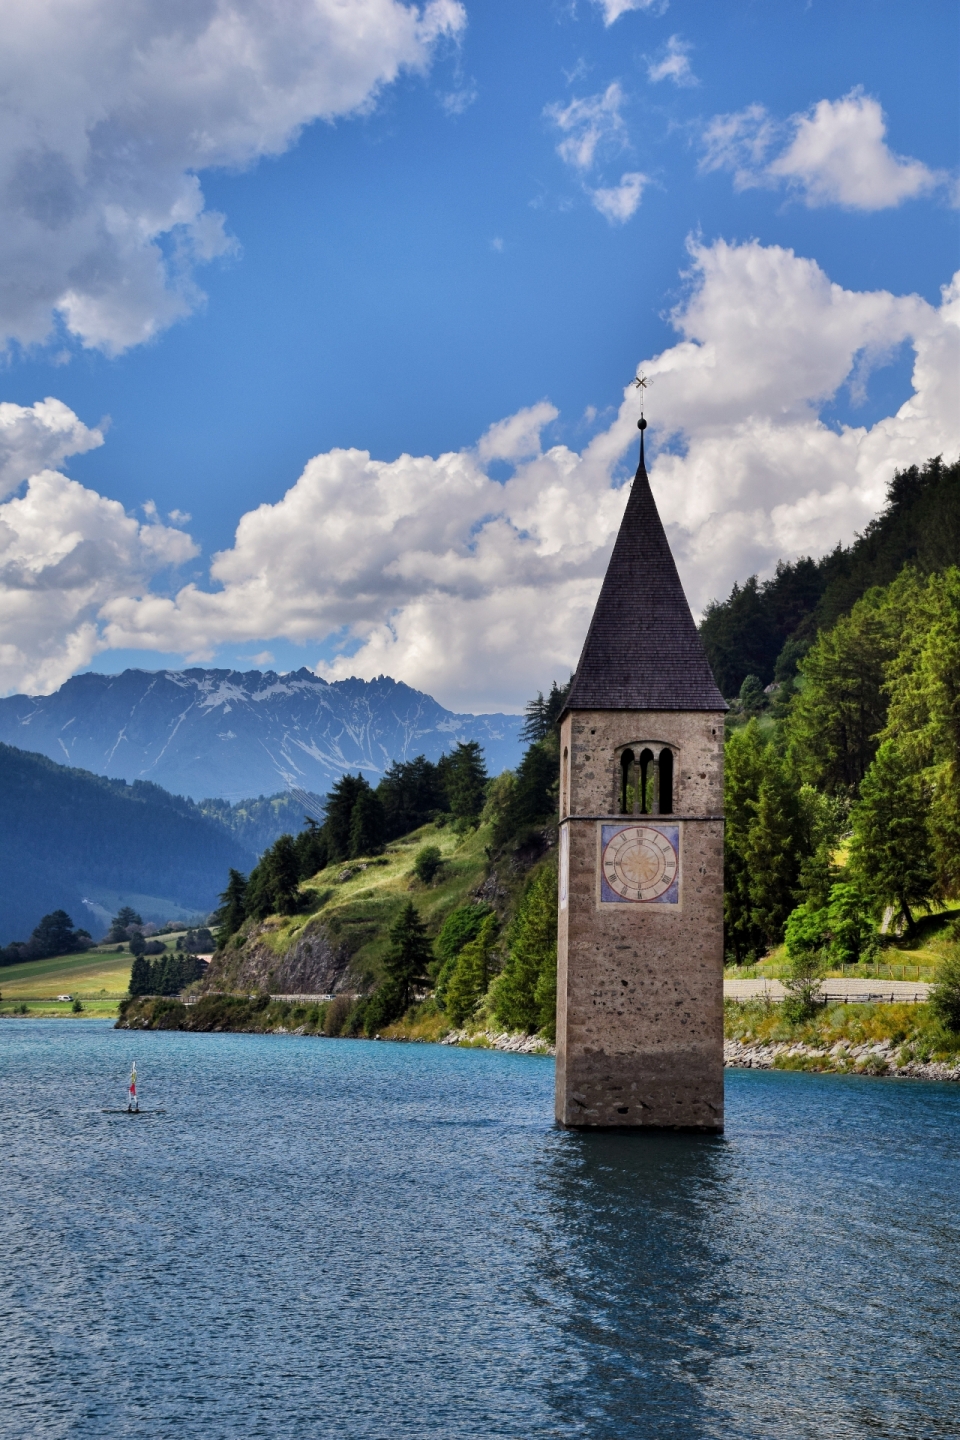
<box><xmin>0</xmin><ymin>668</ymin><xmax>525</xmax><ymax>801</ymax></box>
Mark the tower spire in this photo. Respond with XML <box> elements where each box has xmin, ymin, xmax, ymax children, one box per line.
<box><xmin>563</xmin><ymin>387</ymin><xmax>725</xmax><ymax>713</ymax></box>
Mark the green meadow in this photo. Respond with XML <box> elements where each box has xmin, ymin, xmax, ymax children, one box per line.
<box><xmin>0</xmin><ymin>948</ymin><xmax>133</xmax><ymax>1017</ymax></box>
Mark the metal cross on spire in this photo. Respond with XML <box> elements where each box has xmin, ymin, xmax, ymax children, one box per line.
<box><xmin>633</xmin><ymin>370</ymin><xmax>652</xmax><ymax>418</ymax></box>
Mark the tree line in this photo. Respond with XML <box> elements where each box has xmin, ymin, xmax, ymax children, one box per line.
<box><xmin>700</xmin><ymin>456</ymin><xmax>958</xmax><ymax>697</ymax></box>
<box><xmin>724</xmin><ymin>560</ymin><xmax>959</xmax><ymax>964</ymax></box>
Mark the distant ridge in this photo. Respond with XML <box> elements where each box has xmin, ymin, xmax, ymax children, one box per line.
<box><xmin>0</xmin><ymin>743</ymin><xmax>255</xmax><ymax>944</ymax></box>
<box><xmin>0</xmin><ymin>668</ymin><xmax>525</xmax><ymax>802</ymax></box>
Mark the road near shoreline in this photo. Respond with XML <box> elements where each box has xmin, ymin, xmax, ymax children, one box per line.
<box><xmin>724</xmin><ymin>977</ymin><xmax>932</xmax><ymax>1004</ymax></box>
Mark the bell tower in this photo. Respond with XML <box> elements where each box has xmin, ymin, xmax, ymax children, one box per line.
<box><xmin>556</xmin><ymin>416</ymin><xmax>727</xmax><ymax>1131</ymax></box>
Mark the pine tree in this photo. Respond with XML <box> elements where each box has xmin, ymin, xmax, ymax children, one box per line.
<box><xmin>129</xmin><ymin>954</ymin><xmax>152</xmax><ymax>997</ymax></box>
<box><xmin>849</xmin><ymin>740</ymin><xmax>936</xmax><ymax>932</ymax></box>
<box><xmin>882</xmin><ymin>567</ymin><xmax>960</xmax><ymax>897</ymax></box>
<box><xmin>722</xmin><ymin>721</ymin><xmax>768</xmax><ymax>962</ymax></box>
<box><xmin>520</xmin><ymin>692</ymin><xmax>549</xmax><ymax>744</ymax></box>
<box><xmin>294</xmin><ymin>820</ymin><xmax>329</xmax><ymax>879</ymax></box>
<box><xmin>785</xmin><ymin>588</ymin><xmax>904</xmax><ymax>792</ymax></box>
<box><xmin>108</xmin><ymin>906</ymin><xmax>143</xmax><ymax>943</ymax></box>
<box><xmin>269</xmin><ymin>835</ymin><xmax>302</xmax><ymax>915</ymax></box>
<box><xmin>213</xmin><ymin>868</ymin><xmax>247</xmax><ymax>944</ymax></box>
<box><xmin>29</xmin><ymin>910</ymin><xmax>87</xmax><ymax>958</ymax></box>
<box><xmin>442</xmin><ymin>742</ymin><xmax>488</xmax><ymax>826</ymax></box>
<box><xmin>382</xmin><ymin>902</ymin><xmax>433</xmax><ymax>1014</ymax></box>
<box><xmin>745</xmin><ymin>763</ymin><xmax>802</xmax><ymax>950</ymax></box>
<box><xmin>445</xmin><ymin>913</ymin><xmax>498</xmax><ymax>1027</ymax></box>
<box><xmin>490</xmin><ymin>738</ymin><xmax>557</xmax><ymax>851</ymax></box>
<box><xmin>492</xmin><ymin>864</ymin><xmax>557</xmax><ymax>1033</ymax></box>
<box><xmin>348</xmin><ymin>787</ymin><xmax>386</xmax><ymax>858</ymax></box>
<box><xmin>323</xmin><ymin>774</ymin><xmax>370</xmax><ymax>860</ymax></box>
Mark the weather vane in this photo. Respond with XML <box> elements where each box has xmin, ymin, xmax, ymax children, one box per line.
<box><xmin>633</xmin><ymin>370</ymin><xmax>652</xmax><ymax>431</ymax></box>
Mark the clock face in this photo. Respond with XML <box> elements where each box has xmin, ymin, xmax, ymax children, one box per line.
<box><xmin>601</xmin><ymin>824</ymin><xmax>679</xmax><ymax>903</ymax></box>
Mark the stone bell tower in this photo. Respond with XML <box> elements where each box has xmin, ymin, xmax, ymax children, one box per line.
<box><xmin>555</xmin><ymin>417</ymin><xmax>727</xmax><ymax>1131</ymax></box>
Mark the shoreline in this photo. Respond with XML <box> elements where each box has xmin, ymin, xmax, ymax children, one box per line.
<box><xmin>108</xmin><ymin>998</ymin><xmax>960</xmax><ymax>1080</ymax></box>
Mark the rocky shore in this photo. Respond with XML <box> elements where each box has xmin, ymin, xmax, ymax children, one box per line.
<box><xmin>724</xmin><ymin>1036</ymin><xmax>960</xmax><ymax>1081</ymax></box>
<box><xmin>440</xmin><ymin>1028</ymin><xmax>555</xmax><ymax>1056</ymax></box>
<box><xmin>438</xmin><ymin>1031</ymin><xmax>960</xmax><ymax>1079</ymax></box>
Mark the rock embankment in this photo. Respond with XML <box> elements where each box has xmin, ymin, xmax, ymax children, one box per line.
<box><xmin>724</xmin><ymin>1037</ymin><xmax>960</xmax><ymax>1081</ymax></box>
<box><xmin>441</xmin><ymin>1028</ymin><xmax>556</xmax><ymax>1056</ymax></box>
<box><xmin>200</xmin><ymin>924</ymin><xmax>350</xmax><ymax>997</ymax></box>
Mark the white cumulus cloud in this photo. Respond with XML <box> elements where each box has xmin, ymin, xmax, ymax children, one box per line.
<box><xmin>0</xmin><ymin>464</ymin><xmax>197</xmax><ymax>695</ymax></box>
<box><xmin>0</xmin><ymin>0</ymin><xmax>466</xmax><ymax>355</ymax></box>
<box><xmin>2</xmin><ymin>242</ymin><xmax>957</xmax><ymax>709</ymax></box>
<box><xmin>546</xmin><ymin>82</ymin><xmax>649</xmax><ymax>224</ymax></box>
<box><xmin>590</xmin><ymin>172</ymin><xmax>648</xmax><ymax>223</ymax></box>
<box><xmin>702</xmin><ymin>90</ymin><xmax>952</xmax><ymax>210</ymax></box>
<box><xmin>0</xmin><ymin>397</ymin><xmax>105</xmax><ymax>500</ymax></box>
<box><xmin>546</xmin><ymin>83</ymin><xmax>627</xmax><ymax>173</ymax></box>
<box><xmin>647</xmin><ymin>35</ymin><xmax>697</xmax><ymax>87</ymax></box>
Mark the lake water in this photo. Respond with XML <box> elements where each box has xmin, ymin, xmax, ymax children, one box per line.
<box><xmin>1</xmin><ymin>1022</ymin><xmax>958</xmax><ymax>1439</ymax></box>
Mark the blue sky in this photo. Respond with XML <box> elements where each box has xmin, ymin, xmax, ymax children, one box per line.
<box><xmin>0</xmin><ymin>0</ymin><xmax>957</xmax><ymax>710</ymax></box>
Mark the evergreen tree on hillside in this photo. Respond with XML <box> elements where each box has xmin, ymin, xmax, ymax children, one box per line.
<box><xmin>376</xmin><ymin>756</ymin><xmax>449</xmax><ymax>839</ymax></box>
<box><xmin>129</xmin><ymin>953</ymin><xmax>151</xmax><ymax>996</ymax></box>
<box><xmin>108</xmin><ymin>906</ymin><xmax>143</xmax><ymax>942</ymax></box>
<box><xmin>882</xmin><ymin>566</ymin><xmax>960</xmax><ymax>896</ymax></box>
<box><xmin>723</xmin><ymin>722</ymin><xmax>769</xmax><ymax>962</ymax></box>
<box><xmin>348</xmin><ymin>786</ymin><xmax>386</xmax><ymax>858</ymax></box>
<box><xmin>442</xmin><ymin>742</ymin><xmax>488</xmax><ymax>827</ymax></box>
<box><xmin>267</xmin><ymin>835</ymin><xmax>301</xmax><ymax>915</ymax></box>
<box><xmin>323</xmin><ymin>774</ymin><xmax>371</xmax><ymax>860</ymax></box>
<box><xmin>29</xmin><ymin>910</ymin><xmax>91</xmax><ymax>958</ymax></box>
<box><xmin>785</xmin><ymin>587</ymin><xmax>902</xmax><ymax>792</ymax></box>
<box><xmin>434</xmin><ymin>905</ymin><xmax>490</xmax><ymax>968</ymax></box>
<box><xmin>491</xmin><ymin>864</ymin><xmax>557</xmax><ymax>1035</ymax></box>
<box><xmin>213</xmin><ymin>869</ymin><xmax>247</xmax><ymax>944</ymax></box>
<box><xmin>491</xmin><ymin>740</ymin><xmax>557</xmax><ymax>851</ymax></box>
<box><xmin>849</xmin><ymin>741</ymin><xmax>936</xmax><ymax>933</ymax></box>
<box><xmin>380</xmin><ymin>902</ymin><xmax>433</xmax><ymax>1016</ymax></box>
<box><xmin>744</xmin><ymin>766</ymin><xmax>803</xmax><ymax>951</ymax></box>
<box><xmin>294</xmin><ymin>820</ymin><xmax>329</xmax><ymax>879</ymax></box>
<box><xmin>519</xmin><ymin>679</ymin><xmax>571</xmax><ymax>744</ymax></box>
<box><xmin>444</xmin><ymin>912</ymin><xmax>499</xmax><ymax>1027</ymax></box>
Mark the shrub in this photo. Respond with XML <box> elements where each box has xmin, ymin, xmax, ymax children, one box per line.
<box><xmin>71</xmin><ymin>998</ymin><xmax>84</xmax><ymax>1013</ymax></box>
<box><xmin>323</xmin><ymin>994</ymin><xmax>353</xmax><ymax>1036</ymax></box>
<box><xmin>782</xmin><ymin>943</ymin><xmax>826</xmax><ymax>1024</ymax></box>
<box><xmin>413</xmin><ymin>845</ymin><xmax>444</xmax><ymax>885</ymax></box>
<box><xmin>929</xmin><ymin>952</ymin><xmax>960</xmax><ymax>1033</ymax></box>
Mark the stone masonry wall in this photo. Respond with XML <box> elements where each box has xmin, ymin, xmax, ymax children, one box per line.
<box><xmin>556</xmin><ymin>709</ymin><xmax>726</xmax><ymax>1130</ymax></box>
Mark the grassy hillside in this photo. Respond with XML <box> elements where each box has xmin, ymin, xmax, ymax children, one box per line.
<box><xmin>203</xmin><ymin>814</ymin><xmax>540</xmax><ymax>998</ymax></box>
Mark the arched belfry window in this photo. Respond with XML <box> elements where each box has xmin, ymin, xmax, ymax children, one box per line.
<box><xmin>658</xmin><ymin>747</ymin><xmax>674</xmax><ymax>814</ymax></box>
<box><xmin>618</xmin><ymin>745</ymin><xmax>676</xmax><ymax>815</ymax></box>
<box><xmin>638</xmin><ymin>749</ymin><xmax>654</xmax><ymax>813</ymax></box>
<box><xmin>620</xmin><ymin>749</ymin><xmax>635</xmax><ymax>814</ymax></box>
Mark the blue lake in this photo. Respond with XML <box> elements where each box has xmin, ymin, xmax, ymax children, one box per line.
<box><xmin>1</xmin><ymin>1021</ymin><xmax>958</xmax><ymax>1439</ymax></box>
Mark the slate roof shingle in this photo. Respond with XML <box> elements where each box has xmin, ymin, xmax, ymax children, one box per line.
<box><xmin>564</xmin><ymin>432</ymin><xmax>727</xmax><ymax>713</ymax></box>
